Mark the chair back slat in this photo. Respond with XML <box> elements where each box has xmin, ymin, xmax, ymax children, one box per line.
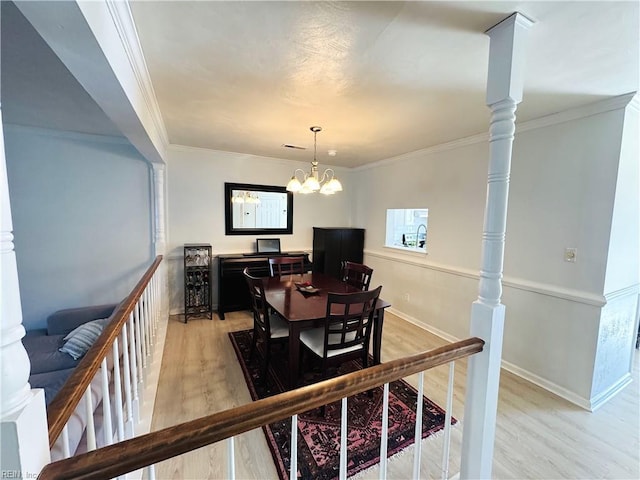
<box><xmin>340</xmin><ymin>261</ymin><xmax>373</xmax><ymax>291</ymax></box>
<box><xmin>243</xmin><ymin>268</ymin><xmax>271</xmax><ymax>334</ymax></box>
<box><xmin>323</xmin><ymin>286</ymin><xmax>382</xmax><ymax>356</ymax></box>
<box><xmin>268</xmin><ymin>256</ymin><xmax>305</xmax><ymax>277</ymax></box>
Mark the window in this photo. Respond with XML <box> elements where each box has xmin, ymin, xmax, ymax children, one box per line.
<box><xmin>385</xmin><ymin>208</ymin><xmax>428</xmax><ymax>252</ymax></box>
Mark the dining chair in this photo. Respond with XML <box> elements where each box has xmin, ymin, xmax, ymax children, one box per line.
<box><xmin>268</xmin><ymin>256</ymin><xmax>306</xmax><ymax>277</ymax></box>
<box><xmin>300</xmin><ymin>285</ymin><xmax>382</xmax><ymax>380</ymax></box>
<box><xmin>243</xmin><ymin>268</ymin><xmax>289</xmax><ymax>383</ymax></box>
<box><xmin>340</xmin><ymin>261</ymin><xmax>373</xmax><ymax>291</ymax></box>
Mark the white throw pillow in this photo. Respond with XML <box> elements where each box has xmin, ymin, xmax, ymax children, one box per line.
<box><xmin>59</xmin><ymin>318</ymin><xmax>110</xmax><ymax>360</ymax></box>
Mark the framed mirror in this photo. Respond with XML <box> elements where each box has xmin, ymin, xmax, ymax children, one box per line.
<box><xmin>224</xmin><ymin>182</ymin><xmax>293</xmax><ymax>235</ymax></box>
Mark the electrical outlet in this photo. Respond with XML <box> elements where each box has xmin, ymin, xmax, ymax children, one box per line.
<box><xmin>403</xmin><ymin>292</ymin><xmax>410</xmax><ymax>302</ymax></box>
<box><xmin>564</xmin><ymin>247</ymin><xmax>577</xmax><ymax>263</ymax></box>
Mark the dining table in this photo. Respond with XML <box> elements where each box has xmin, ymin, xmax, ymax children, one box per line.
<box><xmin>262</xmin><ymin>272</ymin><xmax>391</xmax><ymax>389</ymax></box>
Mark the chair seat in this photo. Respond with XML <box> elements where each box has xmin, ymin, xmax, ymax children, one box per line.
<box><xmin>300</xmin><ymin>328</ymin><xmax>361</xmax><ymax>358</ymax></box>
<box><xmin>269</xmin><ymin>313</ymin><xmax>290</xmax><ymax>339</ymax></box>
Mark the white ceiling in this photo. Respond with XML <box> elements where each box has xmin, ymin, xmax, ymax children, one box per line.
<box><xmin>129</xmin><ymin>1</ymin><xmax>638</xmax><ymax>168</ymax></box>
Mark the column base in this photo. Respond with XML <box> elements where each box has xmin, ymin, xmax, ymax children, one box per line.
<box><xmin>1</xmin><ymin>389</ymin><xmax>50</xmax><ymax>479</ymax></box>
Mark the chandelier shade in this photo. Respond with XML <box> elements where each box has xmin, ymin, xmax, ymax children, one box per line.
<box><xmin>286</xmin><ymin>126</ymin><xmax>343</xmax><ymax>195</ymax></box>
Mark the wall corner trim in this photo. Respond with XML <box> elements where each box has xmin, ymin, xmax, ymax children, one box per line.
<box><xmin>105</xmin><ymin>0</ymin><xmax>170</xmax><ymax>150</ymax></box>
<box><xmin>3</xmin><ymin>123</ymin><xmax>130</xmax><ymax>146</ymax></box>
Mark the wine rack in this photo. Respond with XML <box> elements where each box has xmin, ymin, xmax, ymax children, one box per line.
<box><xmin>184</xmin><ymin>244</ymin><xmax>212</xmax><ymax>322</ymax></box>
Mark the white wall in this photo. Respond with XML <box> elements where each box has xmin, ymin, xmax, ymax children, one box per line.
<box><xmin>352</xmin><ymin>100</ymin><xmax>633</xmax><ymax>407</ymax></box>
<box><xmin>4</xmin><ymin>125</ymin><xmax>154</xmax><ymax>330</ymax></box>
<box><xmin>166</xmin><ymin>145</ymin><xmax>353</xmax><ymax>313</ymax></box>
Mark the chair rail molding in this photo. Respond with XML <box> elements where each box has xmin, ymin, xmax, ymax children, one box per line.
<box><xmin>364</xmin><ymin>249</ymin><xmax>606</xmax><ymax>307</ymax></box>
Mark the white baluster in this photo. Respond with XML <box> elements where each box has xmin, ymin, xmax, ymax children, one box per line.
<box><xmin>340</xmin><ymin>397</ymin><xmax>348</xmax><ymax>480</ymax></box>
<box><xmin>100</xmin><ymin>358</ymin><xmax>113</xmax><ymax>446</ymax></box>
<box><xmin>227</xmin><ymin>436</ymin><xmax>235</xmax><ymax>480</ymax></box>
<box><xmin>128</xmin><ymin>314</ymin><xmax>140</xmax><ymax>426</ymax></box>
<box><xmin>121</xmin><ymin>322</ymin><xmax>134</xmax><ymax>438</ymax></box>
<box><xmin>413</xmin><ymin>371</ymin><xmax>425</xmax><ymax>479</ymax></box>
<box><xmin>146</xmin><ymin>464</ymin><xmax>156</xmax><ymax>480</ymax></box>
<box><xmin>143</xmin><ymin>287</ymin><xmax>150</xmax><ymax>352</ymax></box>
<box><xmin>152</xmin><ymin>275</ymin><xmax>158</xmax><ymax>334</ymax></box>
<box><xmin>85</xmin><ymin>386</ymin><xmax>96</xmax><ymax>451</ymax></box>
<box><xmin>112</xmin><ymin>340</ymin><xmax>125</xmax><ymax>441</ymax></box>
<box><xmin>379</xmin><ymin>383</ymin><xmax>389</xmax><ymax>480</ymax></box>
<box><xmin>134</xmin><ymin>301</ymin><xmax>144</xmax><ymax>386</ymax></box>
<box><xmin>61</xmin><ymin>424</ymin><xmax>71</xmax><ymax>459</ymax></box>
<box><xmin>290</xmin><ymin>414</ymin><xmax>298</xmax><ymax>480</ymax></box>
<box><xmin>442</xmin><ymin>363</ymin><xmax>455</xmax><ymax>480</ymax></box>
<box><xmin>138</xmin><ymin>293</ymin><xmax>149</xmax><ymax>368</ymax></box>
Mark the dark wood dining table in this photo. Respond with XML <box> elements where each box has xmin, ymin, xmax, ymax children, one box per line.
<box><xmin>262</xmin><ymin>272</ymin><xmax>391</xmax><ymax>389</ymax></box>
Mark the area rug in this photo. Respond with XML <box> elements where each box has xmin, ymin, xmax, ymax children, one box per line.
<box><xmin>229</xmin><ymin>329</ymin><xmax>455</xmax><ymax>480</ymax></box>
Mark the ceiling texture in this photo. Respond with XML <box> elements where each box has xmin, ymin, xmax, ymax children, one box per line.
<box><xmin>3</xmin><ymin>1</ymin><xmax>639</xmax><ymax>168</ymax></box>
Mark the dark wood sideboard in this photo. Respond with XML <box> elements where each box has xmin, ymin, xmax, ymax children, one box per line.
<box><xmin>217</xmin><ymin>252</ymin><xmax>311</xmax><ymax>319</ymax></box>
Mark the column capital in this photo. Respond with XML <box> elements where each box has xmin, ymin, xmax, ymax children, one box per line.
<box><xmin>485</xmin><ymin>12</ymin><xmax>534</xmax><ymax>106</ymax></box>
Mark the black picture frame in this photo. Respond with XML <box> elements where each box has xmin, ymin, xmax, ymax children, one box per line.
<box><xmin>224</xmin><ymin>182</ymin><xmax>293</xmax><ymax>235</ymax></box>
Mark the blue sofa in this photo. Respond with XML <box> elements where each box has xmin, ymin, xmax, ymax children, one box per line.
<box><xmin>23</xmin><ymin>303</ymin><xmax>118</xmax><ymax>405</ymax></box>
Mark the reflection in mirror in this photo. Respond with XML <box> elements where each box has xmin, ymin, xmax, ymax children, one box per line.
<box><xmin>224</xmin><ymin>183</ymin><xmax>293</xmax><ymax>235</ymax></box>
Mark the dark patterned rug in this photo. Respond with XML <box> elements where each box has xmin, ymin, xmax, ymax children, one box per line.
<box><xmin>229</xmin><ymin>329</ymin><xmax>455</xmax><ymax>480</ymax></box>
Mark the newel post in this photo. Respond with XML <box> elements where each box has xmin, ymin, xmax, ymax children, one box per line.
<box><xmin>460</xmin><ymin>13</ymin><xmax>533</xmax><ymax>479</ymax></box>
<box><xmin>0</xmin><ymin>105</ymin><xmax>51</xmax><ymax>476</ymax></box>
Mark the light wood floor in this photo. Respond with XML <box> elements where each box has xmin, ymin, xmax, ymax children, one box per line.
<box><xmin>151</xmin><ymin>311</ymin><xmax>640</xmax><ymax>479</ymax></box>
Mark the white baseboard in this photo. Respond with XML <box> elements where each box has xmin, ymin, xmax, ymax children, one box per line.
<box><xmin>589</xmin><ymin>373</ymin><xmax>633</xmax><ymax>412</ymax></box>
<box><xmin>388</xmin><ymin>307</ymin><xmax>460</xmax><ymax>344</ymax></box>
<box><xmin>388</xmin><ymin>308</ymin><xmax>598</xmax><ymax>411</ymax></box>
<box><xmin>499</xmin><ymin>360</ymin><xmax>591</xmax><ymax>410</ymax></box>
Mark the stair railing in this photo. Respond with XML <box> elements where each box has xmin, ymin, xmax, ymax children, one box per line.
<box><xmin>46</xmin><ymin>256</ymin><xmax>163</xmax><ymax>469</ymax></box>
<box><xmin>39</xmin><ymin>336</ymin><xmax>484</xmax><ymax>480</ymax></box>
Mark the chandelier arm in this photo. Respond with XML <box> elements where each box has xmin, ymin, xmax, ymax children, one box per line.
<box><xmin>292</xmin><ymin>168</ymin><xmax>309</xmax><ymax>181</ymax></box>
<box><xmin>319</xmin><ymin>168</ymin><xmax>335</xmax><ymax>183</ymax></box>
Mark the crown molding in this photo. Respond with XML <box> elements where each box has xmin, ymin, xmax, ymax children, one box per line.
<box><xmin>352</xmin><ymin>132</ymin><xmax>489</xmax><ymax>172</ymax></box>
<box><xmin>354</xmin><ymin>93</ymin><xmax>637</xmax><ymax>172</ymax></box>
<box><xmin>105</xmin><ymin>0</ymin><xmax>170</xmax><ymax>150</ymax></box>
<box><xmin>516</xmin><ymin>92</ymin><xmax>637</xmax><ymax>134</ymax></box>
<box><xmin>167</xmin><ymin>143</ymin><xmax>348</xmax><ymax>172</ymax></box>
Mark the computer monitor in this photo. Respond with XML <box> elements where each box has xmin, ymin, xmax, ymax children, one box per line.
<box><xmin>256</xmin><ymin>238</ymin><xmax>281</xmax><ymax>254</ymax></box>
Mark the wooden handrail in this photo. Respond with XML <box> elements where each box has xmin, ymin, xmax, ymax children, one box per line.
<box><xmin>47</xmin><ymin>256</ymin><xmax>163</xmax><ymax>448</ymax></box>
<box><xmin>39</xmin><ymin>336</ymin><xmax>484</xmax><ymax>480</ymax></box>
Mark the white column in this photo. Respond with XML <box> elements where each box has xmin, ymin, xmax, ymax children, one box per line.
<box><xmin>460</xmin><ymin>12</ymin><xmax>533</xmax><ymax>480</ymax></box>
<box><xmin>151</xmin><ymin>163</ymin><xmax>166</xmax><ymax>257</ymax></box>
<box><xmin>0</xmin><ymin>107</ymin><xmax>51</xmax><ymax>476</ymax></box>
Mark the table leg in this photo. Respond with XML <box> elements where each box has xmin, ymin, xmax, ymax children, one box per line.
<box><xmin>373</xmin><ymin>308</ymin><xmax>385</xmax><ymax>365</ymax></box>
<box><xmin>288</xmin><ymin>323</ymin><xmax>301</xmax><ymax>389</ymax></box>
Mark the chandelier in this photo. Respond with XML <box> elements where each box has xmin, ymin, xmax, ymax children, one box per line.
<box><xmin>231</xmin><ymin>191</ymin><xmax>261</xmax><ymax>204</ymax></box>
<box><xmin>286</xmin><ymin>126</ymin><xmax>343</xmax><ymax>195</ymax></box>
